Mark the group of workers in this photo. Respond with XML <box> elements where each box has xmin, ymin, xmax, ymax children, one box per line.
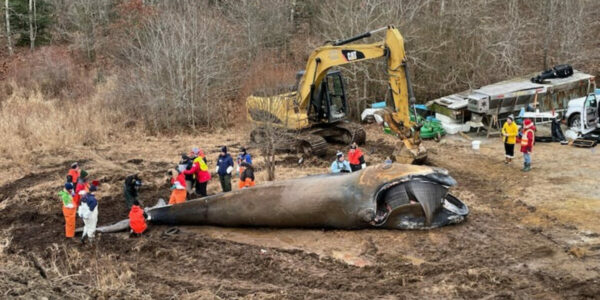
<box><xmin>331</xmin><ymin>142</ymin><xmax>367</xmax><ymax>173</ymax></box>
<box><xmin>168</xmin><ymin>146</ymin><xmax>255</xmax><ymax>205</ymax></box>
<box><xmin>60</xmin><ymin>163</ymin><xmax>148</xmax><ymax>243</ymax></box>
<box><xmin>58</xmin><ymin>146</ymin><xmax>257</xmax><ymax>242</ymax></box>
<box><xmin>502</xmin><ymin>115</ymin><xmax>536</xmax><ymax>172</ymax></box>
<box><xmin>59</xmin><ymin>163</ymin><xmax>101</xmax><ymax>243</ymax></box>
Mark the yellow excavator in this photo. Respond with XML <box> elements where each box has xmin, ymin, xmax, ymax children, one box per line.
<box><xmin>246</xmin><ymin>25</ymin><xmax>427</xmax><ymax>163</ymax></box>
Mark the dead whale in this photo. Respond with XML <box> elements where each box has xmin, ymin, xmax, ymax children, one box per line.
<box><xmin>93</xmin><ymin>164</ymin><xmax>468</xmax><ymax>232</ymax></box>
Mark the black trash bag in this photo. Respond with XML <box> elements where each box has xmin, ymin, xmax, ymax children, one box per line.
<box><xmin>554</xmin><ymin>64</ymin><xmax>574</xmax><ymax>78</ymax></box>
<box><xmin>531</xmin><ymin>64</ymin><xmax>574</xmax><ymax>83</ymax></box>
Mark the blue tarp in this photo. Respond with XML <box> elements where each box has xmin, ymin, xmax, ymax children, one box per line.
<box><xmin>371</xmin><ymin>101</ymin><xmax>386</xmax><ymax>108</ymax></box>
<box><xmin>414</xmin><ymin>104</ymin><xmax>428</xmax><ymax>111</ymax></box>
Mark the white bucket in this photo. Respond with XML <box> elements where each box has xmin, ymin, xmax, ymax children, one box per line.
<box><xmin>472</xmin><ymin>140</ymin><xmax>481</xmax><ymax>150</ymax></box>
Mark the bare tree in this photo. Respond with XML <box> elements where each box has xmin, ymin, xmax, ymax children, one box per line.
<box><xmin>4</xmin><ymin>0</ymin><xmax>13</xmax><ymax>55</ymax></box>
<box><xmin>248</xmin><ymin>89</ymin><xmax>298</xmax><ymax>181</ymax></box>
<box><xmin>310</xmin><ymin>0</ymin><xmax>600</xmax><ymax>106</ymax></box>
<box><xmin>250</xmin><ymin>96</ymin><xmax>281</xmax><ymax>181</ymax></box>
<box><xmin>242</xmin><ymin>56</ymin><xmax>297</xmax><ymax>181</ymax></box>
<box><xmin>117</xmin><ymin>0</ymin><xmax>238</xmax><ymax>130</ymax></box>
<box><xmin>542</xmin><ymin>0</ymin><xmax>555</xmax><ymax>70</ymax></box>
<box><xmin>222</xmin><ymin>0</ymin><xmax>295</xmax><ymax>60</ymax></box>
<box><xmin>48</xmin><ymin>0</ymin><xmax>112</xmax><ymax>60</ymax></box>
<box><xmin>28</xmin><ymin>0</ymin><xmax>35</xmax><ymax>50</ymax></box>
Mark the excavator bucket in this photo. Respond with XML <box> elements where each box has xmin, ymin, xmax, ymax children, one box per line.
<box><xmin>393</xmin><ymin>139</ymin><xmax>427</xmax><ymax>164</ymax></box>
<box><xmin>379</xmin><ymin>108</ymin><xmax>428</xmax><ymax>164</ymax></box>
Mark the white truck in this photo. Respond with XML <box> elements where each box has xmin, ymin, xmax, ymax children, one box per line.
<box><xmin>565</xmin><ymin>89</ymin><xmax>599</xmax><ymax>135</ymax></box>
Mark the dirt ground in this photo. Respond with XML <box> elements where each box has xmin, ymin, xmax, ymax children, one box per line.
<box><xmin>1</xmin><ymin>124</ymin><xmax>599</xmax><ymax>299</ymax></box>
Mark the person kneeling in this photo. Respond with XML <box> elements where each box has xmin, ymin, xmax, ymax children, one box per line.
<box><xmin>331</xmin><ymin>152</ymin><xmax>352</xmax><ymax>174</ymax></box>
<box><xmin>238</xmin><ymin>162</ymin><xmax>256</xmax><ymax>189</ymax></box>
<box><xmin>129</xmin><ymin>200</ymin><xmax>147</xmax><ymax>237</ymax></box>
<box><xmin>168</xmin><ymin>168</ymin><xmax>187</xmax><ymax>205</ymax></box>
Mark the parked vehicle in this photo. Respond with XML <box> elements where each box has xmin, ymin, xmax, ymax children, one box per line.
<box><xmin>466</xmin><ymin>70</ymin><xmax>594</xmax><ymax>118</ymax></box>
<box><xmin>565</xmin><ymin>90</ymin><xmax>599</xmax><ymax>134</ymax></box>
<box><xmin>428</xmin><ymin>68</ymin><xmax>596</xmax><ymax>126</ymax></box>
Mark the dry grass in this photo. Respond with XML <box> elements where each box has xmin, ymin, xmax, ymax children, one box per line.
<box><xmin>0</xmin><ymin>77</ymin><xmax>127</xmax><ymax>167</ymax></box>
<box><xmin>0</xmin><ymin>239</ymin><xmax>147</xmax><ymax>298</ymax></box>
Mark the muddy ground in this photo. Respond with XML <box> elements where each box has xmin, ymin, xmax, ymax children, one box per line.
<box><xmin>1</xmin><ymin>125</ymin><xmax>599</xmax><ymax>299</ymax></box>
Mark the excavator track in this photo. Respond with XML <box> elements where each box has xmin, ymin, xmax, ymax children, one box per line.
<box><xmin>296</xmin><ymin>134</ymin><xmax>328</xmax><ymax>156</ymax></box>
<box><xmin>251</xmin><ymin>127</ymin><xmax>328</xmax><ymax>156</ymax></box>
<box><xmin>333</xmin><ymin>122</ymin><xmax>367</xmax><ymax>145</ymax></box>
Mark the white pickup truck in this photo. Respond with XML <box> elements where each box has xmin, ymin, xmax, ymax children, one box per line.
<box><xmin>565</xmin><ymin>89</ymin><xmax>599</xmax><ymax>134</ymax></box>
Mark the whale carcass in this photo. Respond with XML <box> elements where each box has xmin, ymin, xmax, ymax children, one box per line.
<box><xmin>94</xmin><ymin>163</ymin><xmax>468</xmax><ymax>232</ymax></box>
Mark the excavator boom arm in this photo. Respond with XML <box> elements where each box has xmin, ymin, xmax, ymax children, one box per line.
<box><xmin>296</xmin><ymin>25</ymin><xmax>425</xmax><ymax>163</ymax></box>
<box><xmin>297</xmin><ymin>42</ymin><xmax>386</xmax><ymax>110</ymax></box>
<box><xmin>297</xmin><ymin>26</ymin><xmax>414</xmax><ymax>130</ymax></box>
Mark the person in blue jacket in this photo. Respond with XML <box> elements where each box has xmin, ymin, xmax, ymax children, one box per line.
<box><xmin>237</xmin><ymin>147</ymin><xmax>252</xmax><ymax>165</ymax></box>
<box><xmin>236</xmin><ymin>147</ymin><xmax>252</xmax><ymax>176</ymax></box>
<box><xmin>216</xmin><ymin>146</ymin><xmax>234</xmax><ymax>192</ymax></box>
<box><xmin>331</xmin><ymin>151</ymin><xmax>352</xmax><ymax>173</ymax></box>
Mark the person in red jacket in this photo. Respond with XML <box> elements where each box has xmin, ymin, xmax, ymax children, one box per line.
<box><xmin>67</xmin><ymin>162</ymin><xmax>80</xmax><ymax>187</ymax></box>
<box><xmin>347</xmin><ymin>142</ymin><xmax>366</xmax><ymax>172</ymax></box>
<box><xmin>73</xmin><ymin>170</ymin><xmax>89</xmax><ymax>208</ymax></box>
<box><xmin>129</xmin><ymin>200</ymin><xmax>147</xmax><ymax>236</ymax></box>
<box><xmin>183</xmin><ymin>150</ymin><xmax>211</xmax><ymax>197</ymax></box>
<box><xmin>520</xmin><ymin>118</ymin><xmax>535</xmax><ymax>172</ymax></box>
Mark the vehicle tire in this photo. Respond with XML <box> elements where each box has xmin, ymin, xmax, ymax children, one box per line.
<box><xmin>297</xmin><ymin>141</ymin><xmax>312</xmax><ymax>156</ymax></box>
<box><xmin>568</xmin><ymin>113</ymin><xmax>581</xmax><ymax>129</ymax></box>
<box><xmin>341</xmin><ymin>132</ymin><xmax>353</xmax><ymax>145</ymax></box>
<box><xmin>250</xmin><ymin>129</ymin><xmax>266</xmax><ymax>144</ymax></box>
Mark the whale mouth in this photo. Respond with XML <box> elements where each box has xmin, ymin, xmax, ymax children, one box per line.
<box><xmin>372</xmin><ymin>172</ymin><xmax>458</xmax><ymax>227</ymax></box>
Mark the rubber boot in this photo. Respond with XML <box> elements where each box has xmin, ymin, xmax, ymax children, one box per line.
<box><xmin>521</xmin><ymin>163</ymin><xmax>528</xmax><ymax>172</ymax></box>
<box><xmin>524</xmin><ymin>163</ymin><xmax>531</xmax><ymax>172</ymax></box>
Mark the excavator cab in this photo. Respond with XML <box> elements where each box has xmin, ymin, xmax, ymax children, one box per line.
<box><xmin>307</xmin><ymin>70</ymin><xmax>348</xmax><ymax>123</ymax></box>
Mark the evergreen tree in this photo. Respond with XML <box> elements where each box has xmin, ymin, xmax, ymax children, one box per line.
<box><xmin>9</xmin><ymin>0</ymin><xmax>52</xmax><ymax>47</ymax></box>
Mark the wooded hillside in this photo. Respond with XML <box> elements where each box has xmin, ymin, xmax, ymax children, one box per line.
<box><xmin>1</xmin><ymin>0</ymin><xmax>599</xmax><ymax>131</ymax></box>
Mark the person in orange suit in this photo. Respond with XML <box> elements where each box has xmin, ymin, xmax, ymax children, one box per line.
<box><xmin>58</xmin><ymin>183</ymin><xmax>76</xmax><ymax>238</ymax></box>
<box><xmin>238</xmin><ymin>162</ymin><xmax>256</xmax><ymax>189</ymax></box>
<box><xmin>168</xmin><ymin>168</ymin><xmax>187</xmax><ymax>205</ymax></box>
<box><xmin>129</xmin><ymin>200</ymin><xmax>147</xmax><ymax>236</ymax></box>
